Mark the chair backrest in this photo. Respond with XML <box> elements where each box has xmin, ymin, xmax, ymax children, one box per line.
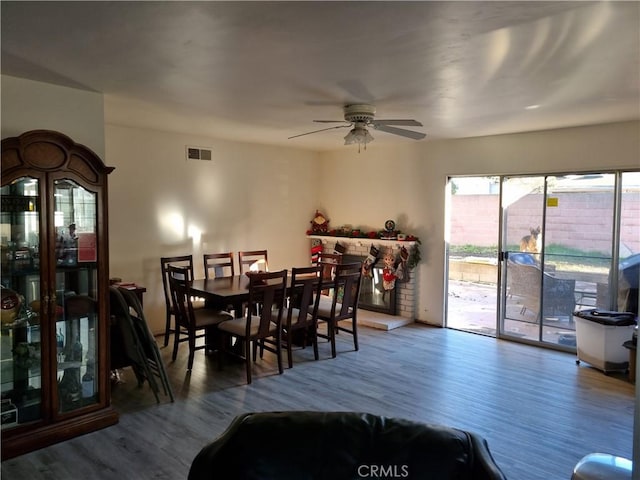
<box><xmin>109</xmin><ymin>286</ymin><xmax>149</xmax><ymax>378</ymax></box>
<box><xmin>238</xmin><ymin>250</ymin><xmax>268</xmax><ymax>274</ymax></box>
<box><xmin>245</xmin><ymin>269</ymin><xmax>287</xmax><ymax>338</ymax></box>
<box><xmin>507</xmin><ymin>262</ymin><xmax>542</xmax><ymax>299</ymax></box>
<box><xmin>328</xmin><ymin>262</ymin><xmax>363</xmax><ymax>321</ymax></box>
<box><xmin>167</xmin><ymin>264</ymin><xmax>196</xmax><ymax>330</ymax></box>
<box><xmin>204</xmin><ymin>252</ymin><xmax>235</xmax><ymax>279</ymax></box>
<box><xmin>316</xmin><ymin>252</ymin><xmax>342</xmax><ymax>284</ymax></box>
<box><xmin>287</xmin><ymin>265</ymin><xmax>322</xmax><ymax>330</ymax></box>
<box><xmin>118</xmin><ymin>287</ymin><xmax>159</xmax><ymax>359</ymax></box>
<box><xmin>117</xmin><ymin>286</ymin><xmax>174</xmax><ymax>402</ymax></box>
<box><xmin>160</xmin><ymin>255</ymin><xmax>195</xmax><ymax>312</ymax></box>
<box><xmin>317</xmin><ymin>252</ymin><xmax>342</xmax><ymax>264</ymax></box>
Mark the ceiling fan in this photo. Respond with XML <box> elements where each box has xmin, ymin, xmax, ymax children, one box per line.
<box><xmin>288</xmin><ymin>104</ymin><xmax>426</xmax><ymax>151</ymax></box>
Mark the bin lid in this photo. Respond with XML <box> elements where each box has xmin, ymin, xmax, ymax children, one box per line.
<box><xmin>573</xmin><ymin>309</ymin><xmax>637</xmax><ymax>326</ymax></box>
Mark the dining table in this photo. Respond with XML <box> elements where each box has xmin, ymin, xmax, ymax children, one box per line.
<box><xmin>189</xmin><ymin>272</ymin><xmax>333</xmax><ymax>318</ymax></box>
<box><xmin>190</xmin><ymin>276</ymin><xmax>252</xmax><ymax>318</ymax></box>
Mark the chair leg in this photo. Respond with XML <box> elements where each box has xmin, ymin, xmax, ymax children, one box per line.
<box><xmin>330</xmin><ymin>321</ymin><xmax>337</xmax><ymax>358</ymax></box>
<box><xmin>172</xmin><ymin>323</ymin><xmax>180</xmax><ymax>361</ymax></box>
<box><xmin>163</xmin><ymin>311</ymin><xmax>172</xmax><ymax>347</ymax></box>
<box><xmin>276</xmin><ymin>334</ymin><xmax>283</xmax><ymax>375</ymax></box>
<box><xmin>312</xmin><ymin>327</ymin><xmax>319</xmax><ymax>361</ymax></box>
<box><xmin>245</xmin><ymin>337</ymin><xmax>253</xmax><ymax>384</ymax></box>
<box><xmin>187</xmin><ymin>330</ymin><xmax>196</xmax><ymax>371</ymax></box>
<box><xmin>286</xmin><ymin>331</ymin><xmax>294</xmax><ymax>369</ymax></box>
<box><xmin>352</xmin><ymin>316</ymin><xmax>359</xmax><ymax>351</ymax></box>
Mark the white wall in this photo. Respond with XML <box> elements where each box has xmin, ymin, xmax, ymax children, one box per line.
<box><xmin>3</xmin><ymin>75</ymin><xmax>637</xmax><ymax>332</ymax></box>
<box><xmin>1</xmin><ymin>75</ymin><xmax>105</xmax><ymax>158</ymax></box>
<box><xmin>105</xmin><ymin>124</ymin><xmax>320</xmax><ymax>332</ymax></box>
<box><xmin>318</xmin><ymin>121</ymin><xmax>640</xmax><ymax>326</ymax></box>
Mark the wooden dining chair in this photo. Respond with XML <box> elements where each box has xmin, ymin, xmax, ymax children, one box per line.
<box><xmin>316</xmin><ymin>262</ymin><xmax>363</xmax><ymax>358</ymax></box>
<box><xmin>216</xmin><ymin>269</ymin><xmax>287</xmax><ymax>384</ymax></box>
<box><xmin>316</xmin><ymin>252</ymin><xmax>342</xmax><ymax>295</ymax></box>
<box><xmin>203</xmin><ymin>252</ymin><xmax>235</xmax><ymax>279</ymax></box>
<box><xmin>160</xmin><ymin>255</ymin><xmax>205</xmax><ymax>347</ymax></box>
<box><xmin>317</xmin><ymin>251</ymin><xmax>343</xmax><ymax>265</ymax></box>
<box><xmin>117</xmin><ymin>286</ymin><xmax>174</xmax><ymax>402</ymax></box>
<box><xmin>238</xmin><ymin>250</ymin><xmax>268</xmax><ymax>274</ymax></box>
<box><xmin>167</xmin><ymin>265</ymin><xmax>233</xmax><ymax>370</ymax></box>
<box><xmin>203</xmin><ymin>252</ymin><xmax>239</xmax><ymax>314</ymax></box>
<box><xmin>282</xmin><ymin>265</ymin><xmax>322</xmax><ymax>368</ymax></box>
<box><xmin>110</xmin><ymin>286</ymin><xmax>174</xmax><ymax>403</ymax></box>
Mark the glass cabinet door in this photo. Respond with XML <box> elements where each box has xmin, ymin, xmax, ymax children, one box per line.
<box><xmin>53</xmin><ymin>179</ymin><xmax>99</xmax><ymax>413</ymax></box>
<box><xmin>1</xmin><ymin>177</ymin><xmax>43</xmax><ymax>430</ymax></box>
<box><xmin>2</xmin><ymin>130</ymin><xmax>117</xmax><ymax>459</ymax></box>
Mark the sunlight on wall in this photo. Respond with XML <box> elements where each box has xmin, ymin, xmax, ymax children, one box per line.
<box><xmin>158</xmin><ymin>209</ymin><xmax>185</xmax><ymax>244</ymax></box>
<box><xmin>188</xmin><ymin>224</ymin><xmax>202</xmax><ymax>247</ymax></box>
<box><xmin>156</xmin><ymin>204</ymin><xmax>205</xmax><ymax>253</ymax></box>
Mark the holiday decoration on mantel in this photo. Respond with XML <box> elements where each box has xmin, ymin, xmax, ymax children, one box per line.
<box><xmin>309</xmin><ymin>210</ymin><xmax>329</xmax><ymax>234</ymax></box>
<box><xmin>381</xmin><ymin>219</ymin><xmax>397</xmax><ymax>239</ymax></box>
<box><xmin>305</xmin><ymin>212</ymin><xmax>422</xmax><ymax>269</ymax></box>
<box><xmin>362</xmin><ymin>245</ymin><xmax>380</xmax><ymax>278</ymax></box>
<box><xmin>306</xmin><ymin>214</ymin><xmax>418</xmax><ymax>242</ymax></box>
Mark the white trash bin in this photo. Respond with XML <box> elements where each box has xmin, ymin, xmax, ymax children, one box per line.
<box><xmin>572</xmin><ymin>453</ymin><xmax>632</xmax><ymax>480</ymax></box>
<box><xmin>573</xmin><ymin>309</ymin><xmax>636</xmax><ymax>374</ymax></box>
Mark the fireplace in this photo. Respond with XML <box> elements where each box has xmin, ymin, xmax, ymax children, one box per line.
<box><xmin>312</xmin><ymin>236</ymin><xmax>416</xmax><ymax>321</ymax></box>
<box><xmin>343</xmin><ymin>254</ymin><xmax>397</xmax><ymax>315</ymax></box>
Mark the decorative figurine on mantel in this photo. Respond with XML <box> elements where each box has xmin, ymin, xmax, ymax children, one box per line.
<box><xmin>310</xmin><ymin>210</ymin><xmax>329</xmax><ymax>234</ymax></box>
<box><xmin>381</xmin><ymin>219</ymin><xmax>397</xmax><ymax>239</ymax></box>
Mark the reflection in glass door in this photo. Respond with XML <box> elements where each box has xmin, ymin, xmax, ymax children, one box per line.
<box><xmin>501</xmin><ymin>174</ymin><xmax>621</xmax><ymax>348</ymax></box>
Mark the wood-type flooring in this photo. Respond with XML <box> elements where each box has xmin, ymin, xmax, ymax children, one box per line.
<box><xmin>1</xmin><ymin>322</ymin><xmax>635</xmax><ymax>479</ymax></box>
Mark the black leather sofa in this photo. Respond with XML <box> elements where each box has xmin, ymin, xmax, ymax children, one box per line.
<box><xmin>188</xmin><ymin>411</ymin><xmax>507</xmax><ymax>480</ymax></box>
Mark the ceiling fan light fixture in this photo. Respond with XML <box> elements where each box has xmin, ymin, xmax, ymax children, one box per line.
<box><xmin>344</xmin><ymin>126</ymin><xmax>374</xmax><ymax>152</ymax></box>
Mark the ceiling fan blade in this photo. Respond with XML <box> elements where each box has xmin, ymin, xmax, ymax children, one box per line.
<box><xmin>313</xmin><ymin>120</ymin><xmax>348</xmax><ymax>123</ymax></box>
<box><xmin>371</xmin><ymin>119</ymin><xmax>423</xmax><ymax>127</ymax></box>
<box><xmin>288</xmin><ymin>124</ymin><xmax>351</xmax><ymax>139</ymax></box>
<box><xmin>373</xmin><ymin>124</ymin><xmax>426</xmax><ymax>140</ymax></box>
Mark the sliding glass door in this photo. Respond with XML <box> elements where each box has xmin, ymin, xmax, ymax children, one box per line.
<box><xmin>500</xmin><ymin>173</ymin><xmax>637</xmax><ymax>348</ymax></box>
<box><xmin>445</xmin><ymin>171</ymin><xmax>639</xmax><ymax>349</ymax></box>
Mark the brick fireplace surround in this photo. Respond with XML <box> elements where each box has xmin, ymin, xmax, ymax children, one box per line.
<box><xmin>309</xmin><ymin>236</ymin><xmax>416</xmax><ymax>330</ymax></box>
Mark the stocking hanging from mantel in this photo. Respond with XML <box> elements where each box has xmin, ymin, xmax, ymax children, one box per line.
<box><xmin>310</xmin><ymin>238</ymin><xmax>322</xmax><ymax>264</ymax></box>
<box><xmin>361</xmin><ymin>245</ymin><xmax>379</xmax><ymax>278</ymax></box>
<box><xmin>395</xmin><ymin>246</ymin><xmax>410</xmax><ymax>283</ymax></box>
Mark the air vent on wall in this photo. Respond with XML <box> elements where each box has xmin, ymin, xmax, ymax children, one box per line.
<box><xmin>186</xmin><ymin>146</ymin><xmax>212</xmax><ymax>161</ymax></box>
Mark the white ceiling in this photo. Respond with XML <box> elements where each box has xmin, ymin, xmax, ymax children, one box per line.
<box><xmin>2</xmin><ymin>1</ymin><xmax>639</xmax><ymax>151</ymax></box>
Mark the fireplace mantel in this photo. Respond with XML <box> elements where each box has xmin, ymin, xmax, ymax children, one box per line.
<box><xmin>307</xmin><ymin>235</ymin><xmax>417</xmax><ymax>249</ymax></box>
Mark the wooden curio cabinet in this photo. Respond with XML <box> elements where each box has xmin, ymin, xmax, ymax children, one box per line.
<box><xmin>1</xmin><ymin>130</ymin><xmax>118</xmax><ymax>459</ymax></box>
